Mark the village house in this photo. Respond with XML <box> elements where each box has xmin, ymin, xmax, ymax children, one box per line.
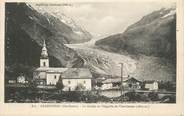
<box><xmin>33</xmin><ymin>40</ymin><xmax>92</xmax><ymax>91</ymax></box>
<box><xmin>123</xmin><ymin>76</ymin><xmax>142</xmax><ymax>90</ymax></box>
<box><xmin>6</xmin><ymin>74</ymin><xmax>28</xmax><ymax>84</ymax></box>
<box><xmin>144</xmin><ymin>80</ymin><xmax>159</xmax><ymax>91</ymax></box>
<box><xmin>101</xmin><ymin>80</ymin><xmax>113</xmax><ymax>90</ymax></box>
<box><xmin>100</xmin><ymin>76</ymin><xmax>142</xmax><ymax>90</ymax></box>
<box><xmin>8</xmin><ymin>80</ymin><xmax>16</xmax><ymax>84</ymax></box>
<box><xmin>17</xmin><ymin>74</ymin><xmax>28</xmax><ymax>84</ymax></box>
<box><xmin>101</xmin><ymin>78</ymin><xmax>120</xmax><ymax>90</ymax></box>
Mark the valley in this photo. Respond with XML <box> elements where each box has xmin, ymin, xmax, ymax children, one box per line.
<box><xmin>4</xmin><ymin>3</ymin><xmax>177</xmax><ymax>103</ymax></box>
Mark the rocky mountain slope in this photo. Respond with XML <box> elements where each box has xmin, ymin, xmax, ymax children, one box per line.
<box><xmin>5</xmin><ymin>3</ymin><xmax>85</xmax><ymax>79</ymax></box>
<box><xmin>93</xmin><ymin>8</ymin><xmax>176</xmax><ymax>81</ymax></box>
<box><xmin>32</xmin><ymin>6</ymin><xmax>92</xmax><ymax>42</ymax></box>
<box><xmin>96</xmin><ymin>8</ymin><xmax>176</xmax><ymax>64</ymax></box>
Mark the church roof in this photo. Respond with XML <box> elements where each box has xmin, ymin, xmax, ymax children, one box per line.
<box><xmin>34</xmin><ymin>67</ymin><xmax>92</xmax><ymax>79</ymax></box>
<box><xmin>35</xmin><ymin>67</ymin><xmax>68</xmax><ymax>73</ymax></box>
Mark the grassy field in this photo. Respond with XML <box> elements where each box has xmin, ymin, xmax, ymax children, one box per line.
<box><xmin>5</xmin><ymin>85</ymin><xmax>176</xmax><ymax>103</ymax></box>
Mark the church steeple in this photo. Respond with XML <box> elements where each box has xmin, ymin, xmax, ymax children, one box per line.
<box><xmin>40</xmin><ymin>39</ymin><xmax>49</xmax><ymax>67</ymax></box>
<box><xmin>41</xmin><ymin>39</ymin><xmax>48</xmax><ymax>58</ymax></box>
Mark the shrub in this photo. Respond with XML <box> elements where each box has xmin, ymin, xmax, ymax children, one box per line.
<box><xmin>56</xmin><ymin>78</ymin><xmax>64</xmax><ymax>93</ymax></box>
<box><xmin>75</xmin><ymin>83</ymin><xmax>86</xmax><ymax>91</ymax></box>
<box><xmin>148</xmin><ymin>92</ymin><xmax>159</xmax><ymax>101</ymax></box>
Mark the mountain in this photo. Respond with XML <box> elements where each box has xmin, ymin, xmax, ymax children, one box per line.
<box><xmin>95</xmin><ymin>8</ymin><xmax>176</xmax><ymax>81</ymax></box>
<box><xmin>5</xmin><ymin>3</ymin><xmax>85</xmax><ymax>79</ymax></box>
<box><xmin>95</xmin><ymin>8</ymin><xmax>176</xmax><ymax>64</ymax></box>
<box><xmin>30</xmin><ymin>4</ymin><xmax>92</xmax><ymax>44</ymax></box>
<box><xmin>40</xmin><ymin>9</ymin><xmax>92</xmax><ymax>41</ymax></box>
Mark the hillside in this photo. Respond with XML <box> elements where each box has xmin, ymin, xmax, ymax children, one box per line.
<box><xmin>5</xmin><ymin>3</ymin><xmax>85</xmax><ymax>79</ymax></box>
<box><xmin>95</xmin><ymin>8</ymin><xmax>176</xmax><ymax>64</ymax></box>
<box><xmin>93</xmin><ymin>8</ymin><xmax>176</xmax><ymax>81</ymax></box>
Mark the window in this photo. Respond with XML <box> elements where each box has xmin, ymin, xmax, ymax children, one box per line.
<box><xmin>68</xmin><ymin>81</ymin><xmax>71</xmax><ymax>84</ymax></box>
<box><xmin>43</xmin><ymin>62</ymin><xmax>46</xmax><ymax>66</ymax></box>
<box><xmin>54</xmin><ymin>75</ymin><xmax>57</xmax><ymax>79</ymax></box>
<box><xmin>69</xmin><ymin>87</ymin><xmax>71</xmax><ymax>91</ymax></box>
<box><xmin>128</xmin><ymin>84</ymin><xmax>132</xmax><ymax>88</ymax></box>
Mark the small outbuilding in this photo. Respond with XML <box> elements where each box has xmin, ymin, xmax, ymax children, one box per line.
<box><xmin>144</xmin><ymin>80</ymin><xmax>159</xmax><ymax>91</ymax></box>
<box><xmin>17</xmin><ymin>75</ymin><xmax>27</xmax><ymax>84</ymax></box>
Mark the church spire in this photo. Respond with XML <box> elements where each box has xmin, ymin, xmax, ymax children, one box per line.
<box><xmin>43</xmin><ymin>39</ymin><xmax>46</xmax><ymax>47</ymax></box>
<box><xmin>41</xmin><ymin>39</ymin><xmax>48</xmax><ymax>58</ymax></box>
<box><xmin>40</xmin><ymin>39</ymin><xmax>49</xmax><ymax>67</ymax></box>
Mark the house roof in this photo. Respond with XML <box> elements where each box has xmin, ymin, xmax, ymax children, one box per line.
<box><xmin>124</xmin><ymin>77</ymin><xmax>141</xmax><ymax>83</ymax></box>
<box><xmin>102</xmin><ymin>77</ymin><xmax>141</xmax><ymax>84</ymax></box>
<box><xmin>144</xmin><ymin>80</ymin><xmax>157</xmax><ymax>84</ymax></box>
<box><xmin>62</xmin><ymin>68</ymin><xmax>92</xmax><ymax>79</ymax></box>
<box><xmin>102</xmin><ymin>78</ymin><xmax>121</xmax><ymax>84</ymax></box>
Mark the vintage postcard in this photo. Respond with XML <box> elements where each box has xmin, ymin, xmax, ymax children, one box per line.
<box><xmin>0</xmin><ymin>0</ymin><xmax>184</xmax><ymax>116</ymax></box>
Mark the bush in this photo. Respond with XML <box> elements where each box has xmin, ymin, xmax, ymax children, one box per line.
<box><xmin>56</xmin><ymin>78</ymin><xmax>64</xmax><ymax>93</ymax></box>
<box><xmin>75</xmin><ymin>83</ymin><xmax>86</xmax><ymax>91</ymax></box>
<box><xmin>160</xmin><ymin>95</ymin><xmax>176</xmax><ymax>103</ymax></box>
<box><xmin>148</xmin><ymin>92</ymin><xmax>159</xmax><ymax>101</ymax></box>
<box><xmin>125</xmin><ymin>92</ymin><xmax>149</xmax><ymax>102</ymax></box>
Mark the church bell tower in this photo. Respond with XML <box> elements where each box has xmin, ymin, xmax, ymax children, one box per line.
<box><xmin>40</xmin><ymin>40</ymin><xmax>49</xmax><ymax>67</ymax></box>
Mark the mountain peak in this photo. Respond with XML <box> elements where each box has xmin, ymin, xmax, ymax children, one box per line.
<box><xmin>30</xmin><ymin>3</ymin><xmax>92</xmax><ymax>41</ymax></box>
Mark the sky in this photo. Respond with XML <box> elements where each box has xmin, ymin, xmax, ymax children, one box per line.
<box><xmin>31</xmin><ymin>2</ymin><xmax>175</xmax><ymax>38</ymax></box>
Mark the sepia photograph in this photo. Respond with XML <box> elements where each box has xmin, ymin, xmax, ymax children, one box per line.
<box><xmin>4</xmin><ymin>1</ymin><xmax>177</xmax><ymax>103</ymax></box>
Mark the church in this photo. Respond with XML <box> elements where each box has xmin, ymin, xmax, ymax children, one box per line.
<box><xmin>33</xmin><ymin>40</ymin><xmax>92</xmax><ymax>91</ymax></box>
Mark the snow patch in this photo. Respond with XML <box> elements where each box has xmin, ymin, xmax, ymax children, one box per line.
<box><xmin>28</xmin><ymin>16</ymin><xmax>33</xmax><ymax>20</ymax></box>
<box><xmin>74</xmin><ymin>31</ymin><xmax>83</xmax><ymax>35</ymax></box>
<box><xmin>46</xmin><ymin>17</ymin><xmax>50</xmax><ymax>24</ymax></box>
<box><xmin>161</xmin><ymin>9</ymin><xmax>176</xmax><ymax>18</ymax></box>
<box><xmin>26</xmin><ymin>3</ymin><xmax>34</xmax><ymax>10</ymax></box>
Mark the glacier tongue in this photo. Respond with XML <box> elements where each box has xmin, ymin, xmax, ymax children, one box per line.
<box><xmin>65</xmin><ymin>38</ymin><xmax>137</xmax><ymax>77</ymax></box>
